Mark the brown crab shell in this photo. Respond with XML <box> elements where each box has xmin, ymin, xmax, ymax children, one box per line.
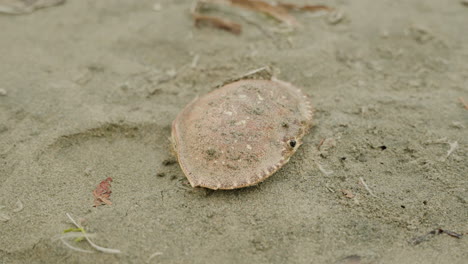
<box><xmin>171</xmin><ymin>78</ymin><xmax>313</xmax><ymax>190</ymax></box>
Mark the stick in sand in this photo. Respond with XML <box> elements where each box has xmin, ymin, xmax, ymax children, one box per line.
<box><xmin>63</xmin><ymin>213</ymin><xmax>121</xmax><ymax>254</ymax></box>
<box><xmin>359</xmin><ymin>177</ymin><xmax>377</xmax><ymax>198</ymax></box>
<box><xmin>146</xmin><ymin>252</ymin><xmax>163</xmax><ymax>263</ymax></box>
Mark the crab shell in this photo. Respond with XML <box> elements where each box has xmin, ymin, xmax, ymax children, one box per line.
<box><xmin>171</xmin><ymin>78</ymin><xmax>313</xmax><ymax>190</ymax></box>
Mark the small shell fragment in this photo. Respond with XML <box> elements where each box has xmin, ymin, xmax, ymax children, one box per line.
<box><xmin>172</xmin><ymin>78</ymin><xmax>313</xmax><ymax>190</ymax></box>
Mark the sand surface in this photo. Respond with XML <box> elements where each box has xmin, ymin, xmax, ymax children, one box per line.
<box><xmin>1</xmin><ymin>0</ymin><xmax>467</xmax><ymax>263</ymax></box>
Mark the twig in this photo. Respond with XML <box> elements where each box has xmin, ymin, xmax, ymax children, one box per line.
<box><xmin>192</xmin><ymin>13</ymin><xmax>242</xmax><ymax>34</ymax></box>
<box><xmin>325</xmin><ymin>184</ymin><xmax>335</xmax><ymax>193</ymax></box>
<box><xmin>59</xmin><ymin>237</ymin><xmax>95</xmax><ymax>253</ymax></box>
<box><xmin>191</xmin><ymin>0</ymin><xmax>242</xmax><ymax>34</ymax></box>
<box><xmin>146</xmin><ymin>252</ymin><xmax>163</xmax><ymax>263</ymax></box>
<box><xmin>278</xmin><ymin>3</ymin><xmax>332</xmax><ymax>12</ymax></box>
<box><xmin>445</xmin><ymin>141</ymin><xmax>458</xmax><ymax>160</ymax></box>
<box><xmin>359</xmin><ymin>177</ymin><xmax>377</xmax><ymax>197</ymax></box>
<box><xmin>58</xmin><ymin>232</ymin><xmax>97</xmax><ymax>240</ymax></box>
<box><xmin>317</xmin><ymin>138</ymin><xmax>325</xmax><ymax>150</ymax></box>
<box><xmin>433</xmin><ymin>140</ymin><xmax>459</xmax><ymax>161</ymax></box>
<box><xmin>65</xmin><ymin>213</ymin><xmax>121</xmax><ymax>254</ymax></box>
<box><xmin>191</xmin><ymin>54</ymin><xmax>200</xmax><ymax>68</ymax></box>
<box><xmin>425</xmin><ymin>138</ymin><xmax>459</xmax><ymax>161</ymax></box>
<box><xmin>411</xmin><ymin>228</ymin><xmax>463</xmax><ymax>245</ymax></box>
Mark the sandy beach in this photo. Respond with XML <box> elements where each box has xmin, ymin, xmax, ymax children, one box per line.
<box><xmin>1</xmin><ymin>0</ymin><xmax>467</xmax><ymax>263</ymax></box>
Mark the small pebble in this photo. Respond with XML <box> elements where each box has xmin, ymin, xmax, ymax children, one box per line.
<box><xmin>0</xmin><ymin>88</ymin><xmax>7</xmax><ymax>96</ymax></box>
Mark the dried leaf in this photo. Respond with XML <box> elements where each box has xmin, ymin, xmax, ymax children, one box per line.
<box><xmin>93</xmin><ymin>177</ymin><xmax>113</xmax><ymax>207</ymax></box>
<box><xmin>193</xmin><ymin>13</ymin><xmax>242</xmax><ymax>34</ymax></box>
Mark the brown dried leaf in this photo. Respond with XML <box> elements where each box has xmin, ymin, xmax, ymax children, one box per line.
<box><xmin>193</xmin><ymin>13</ymin><xmax>242</xmax><ymax>34</ymax></box>
<box><xmin>93</xmin><ymin>177</ymin><xmax>113</xmax><ymax>207</ymax></box>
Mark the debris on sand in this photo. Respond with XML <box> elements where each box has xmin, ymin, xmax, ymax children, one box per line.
<box><xmin>424</xmin><ymin>138</ymin><xmax>459</xmax><ymax>161</ymax></box>
<box><xmin>217</xmin><ymin>0</ymin><xmax>300</xmax><ymax>26</ymax></box>
<box><xmin>411</xmin><ymin>228</ymin><xmax>463</xmax><ymax>245</ymax></box>
<box><xmin>444</xmin><ymin>141</ymin><xmax>458</xmax><ymax>160</ymax></box>
<box><xmin>0</xmin><ymin>0</ymin><xmax>65</xmax><ymax>15</ymax></box>
<box><xmin>191</xmin><ymin>0</ymin><xmax>332</xmax><ymax>34</ymax></box>
<box><xmin>336</xmin><ymin>255</ymin><xmax>362</xmax><ymax>264</ymax></box>
<box><xmin>56</xmin><ymin>213</ymin><xmax>121</xmax><ymax>254</ymax></box>
<box><xmin>318</xmin><ymin>137</ymin><xmax>337</xmax><ymax>157</ymax></box>
<box><xmin>0</xmin><ymin>88</ymin><xmax>7</xmax><ymax>96</ymax></box>
<box><xmin>193</xmin><ymin>12</ymin><xmax>242</xmax><ymax>34</ymax></box>
<box><xmin>146</xmin><ymin>252</ymin><xmax>163</xmax><ymax>263</ymax></box>
<box><xmin>93</xmin><ymin>177</ymin><xmax>113</xmax><ymax>207</ymax></box>
<box><xmin>359</xmin><ymin>177</ymin><xmax>377</xmax><ymax>198</ymax></box>
<box><xmin>277</xmin><ymin>3</ymin><xmax>332</xmax><ymax>12</ymax></box>
<box><xmin>341</xmin><ymin>189</ymin><xmax>355</xmax><ymax>199</ymax></box>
